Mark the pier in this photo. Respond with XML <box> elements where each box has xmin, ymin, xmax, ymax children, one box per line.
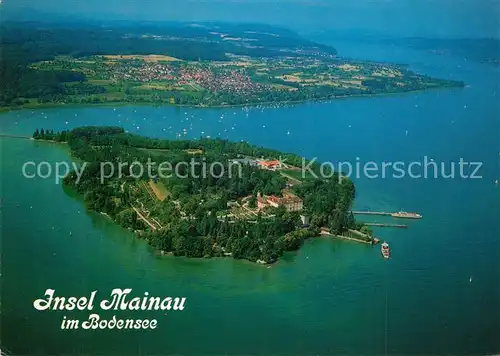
<box><xmin>0</xmin><ymin>133</ymin><xmax>33</xmax><ymax>140</ymax></box>
<box><xmin>352</xmin><ymin>211</ymin><xmax>391</xmax><ymax>216</ymax></box>
<box><xmin>363</xmin><ymin>223</ymin><xmax>408</xmax><ymax>229</ymax></box>
<box><xmin>352</xmin><ymin>210</ymin><xmax>422</xmax><ymax>219</ymax></box>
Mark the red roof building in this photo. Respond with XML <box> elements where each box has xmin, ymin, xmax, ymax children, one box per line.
<box><xmin>257</xmin><ymin>160</ymin><xmax>281</xmax><ymax>170</ymax></box>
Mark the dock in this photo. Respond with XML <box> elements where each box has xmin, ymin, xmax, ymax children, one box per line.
<box><xmin>352</xmin><ymin>210</ymin><xmax>422</xmax><ymax>219</ymax></box>
<box><xmin>363</xmin><ymin>223</ymin><xmax>407</xmax><ymax>229</ymax></box>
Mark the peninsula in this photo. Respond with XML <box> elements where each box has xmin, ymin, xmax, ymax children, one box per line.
<box><xmin>33</xmin><ymin>126</ymin><xmax>375</xmax><ymax>264</ymax></box>
<box><xmin>1</xmin><ymin>21</ymin><xmax>464</xmax><ymax>109</ymax></box>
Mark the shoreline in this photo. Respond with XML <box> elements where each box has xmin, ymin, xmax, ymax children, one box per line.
<box><xmin>0</xmin><ymin>83</ymin><xmax>464</xmax><ymax>114</ymax></box>
<box><xmin>320</xmin><ymin>229</ymin><xmax>377</xmax><ymax>245</ymax></box>
<box><xmin>333</xmin><ymin>234</ymin><xmax>376</xmax><ymax>245</ymax></box>
<box><xmin>0</xmin><ymin>135</ymin><xmax>68</xmax><ymax>145</ymax></box>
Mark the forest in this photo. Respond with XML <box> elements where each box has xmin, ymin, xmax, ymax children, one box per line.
<box><xmin>33</xmin><ymin>126</ymin><xmax>363</xmax><ymax>263</ymax></box>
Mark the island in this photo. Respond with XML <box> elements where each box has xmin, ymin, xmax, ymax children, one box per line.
<box><xmin>33</xmin><ymin>126</ymin><xmax>376</xmax><ymax>264</ymax></box>
<box><xmin>1</xmin><ymin>21</ymin><xmax>464</xmax><ymax>109</ymax></box>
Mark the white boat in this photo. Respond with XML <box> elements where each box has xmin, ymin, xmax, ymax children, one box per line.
<box><xmin>391</xmin><ymin>211</ymin><xmax>422</xmax><ymax>219</ymax></box>
<box><xmin>381</xmin><ymin>242</ymin><xmax>390</xmax><ymax>259</ymax></box>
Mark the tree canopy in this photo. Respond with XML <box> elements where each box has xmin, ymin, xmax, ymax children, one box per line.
<box><xmin>35</xmin><ymin>126</ymin><xmax>359</xmax><ymax>263</ymax></box>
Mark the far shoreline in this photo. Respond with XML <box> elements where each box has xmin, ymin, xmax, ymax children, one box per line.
<box><xmin>0</xmin><ymin>83</ymin><xmax>465</xmax><ymax>115</ymax></box>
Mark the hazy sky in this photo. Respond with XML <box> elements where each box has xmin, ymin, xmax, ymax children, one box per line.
<box><xmin>4</xmin><ymin>0</ymin><xmax>500</xmax><ymax>38</ymax></box>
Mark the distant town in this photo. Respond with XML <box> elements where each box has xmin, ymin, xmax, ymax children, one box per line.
<box><xmin>26</xmin><ymin>53</ymin><xmax>462</xmax><ymax>108</ymax></box>
<box><xmin>1</xmin><ymin>21</ymin><xmax>464</xmax><ymax>109</ymax></box>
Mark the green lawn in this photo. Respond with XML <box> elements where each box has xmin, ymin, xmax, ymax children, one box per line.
<box><xmin>281</xmin><ymin>168</ymin><xmax>319</xmax><ymax>182</ymax></box>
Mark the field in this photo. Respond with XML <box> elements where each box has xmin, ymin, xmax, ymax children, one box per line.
<box><xmin>148</xmin><ymin>180</ymin><xmax>169</xmax><ymax>201</ymax></box>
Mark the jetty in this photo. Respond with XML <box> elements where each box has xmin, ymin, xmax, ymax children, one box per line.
<box><xmin>363</xmin><ymin>223</ymin><xmax>407</xmax><ymax>229</ymax></box>
<box><xmin>352</xmin><ymin>211</ymin><xmax>391</xmax><ymax>216</ymax></box>
<box><xmin>352</xmin><ymin>210</ymin><xmax>422</xmax><ymax>219</ymax></box>
<box><xmin>0</xmin><ymin>133</ymin><xmax>33</xmax><ymax>140</ymax></box>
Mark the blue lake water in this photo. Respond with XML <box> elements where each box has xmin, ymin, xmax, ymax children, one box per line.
<box><xmin>1</xmin><ymin>40</ymin><xmax>499</xmax><ymax>355</ymax></box>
